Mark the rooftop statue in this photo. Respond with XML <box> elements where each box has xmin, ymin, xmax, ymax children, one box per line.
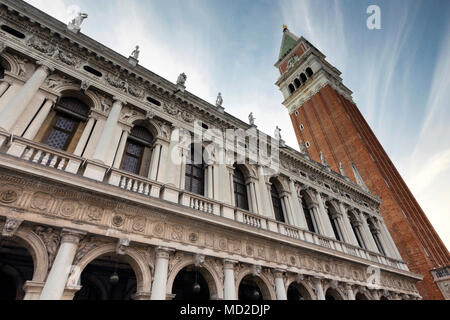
<box><xmin>177</xmin><ymin>73</ymin><xmax>187</xmax><ymax>86</ymax></box>
<box><xmin>67</xmin><ymin>12</ymin><xmax>88</xmax><ymax>33</ymax></box>
<box><xmin>131</xmin><ymin>45</ymin><xmax>140</xmax><ymax>60</ymax></box>
<box><xmin>248</xmin><ymin>112</ymin><xmax>256</xmax><ymax>126</ymax></box>
<box><xmin>216</xmin><ymin>92</ymin><xmax>223</xmax><ymax>107</ymax></box>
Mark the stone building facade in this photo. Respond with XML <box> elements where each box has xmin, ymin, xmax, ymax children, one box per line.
<box><xmin>275</xmin><ymin>26</ymin><xmax>449</xmax><ymax>300</ymax></box>
<box><xmin>0</xmin><ymin>0</ymin><xmax>422</xmax><ymax>300</ymax></box>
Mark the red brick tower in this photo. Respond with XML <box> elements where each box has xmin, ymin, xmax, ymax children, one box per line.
<box><xmin>275</xmin><ymin>27</ymin><xmax>449</xmax><ymax>299</ymax></box>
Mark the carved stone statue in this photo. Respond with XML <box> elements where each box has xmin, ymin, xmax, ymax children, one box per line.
<box><xmin>131</xmin><ymin>45</ymin><xmax>140</xmax><ymax>60</ymax></box>
<box><xmin>248</xmin><ymin>112</ymin><xmax>255</xmax><ymax>126</ymax></box>
<box><xmin>300</xmin><ymin>140</ymin><xmax>307</xmax><ymax>153</ymax></box>
<box><xmin>68</xmin><ymin>12</ymin><xmax>88</xmax><ymax>33</ymax></box>
<box><xmin>274</xmin><ymin>126</ymin><xmax>282</xmax><ymax>140</ymax></box>
<box><xmin>216</xmin><ymin>92</ymin><xmax>223</xmax><ymax>107</ymax></box>
<box><xmin>339</xmin><ymin>162</ymin><xmax>346</xmax><ymax>177</ymax></box>
<box><xmin>320</xmin><ymin>151</ymin><xmax>328</xmax><ymax>166</ymax></box>
<box><xmin>2</xmin><ymin>218</ymin><xmax>22</xmax><ymax>237</ymax></box>
<box><xmin>177</xmin><ymin>73</ymin><xmax>187</xmax><ymax>86</ymax></box>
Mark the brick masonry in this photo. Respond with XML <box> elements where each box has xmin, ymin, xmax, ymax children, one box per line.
<box><xmin>290</xmin><ymin>84</ymin><xmax>450</xmax><ymax>299</ymax></box>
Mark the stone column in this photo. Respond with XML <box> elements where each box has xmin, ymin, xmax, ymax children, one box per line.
<box><xmin>274</xmin><ymin>269</ymin><xmax>287</xmax><ymax>300</ymax></box>
<box><xmin>92</xmin><ymin>98</ymin><xmax>124</xmax><ymax>163</ymax></box>
<box><xmin>360</xmin><ymin>214</ymin><xmax>379</xmax><ymax>252</ymax></box>
<box><xmin>382</xmin><ymin>223</ymin><xmax>402</xmax><ymax>259</ymax></box>
<box><xmin>339</xmin><ymin>203</ymin><xmax>360</xmax><ymax>246</ymax></box>
<box><xmin>23</xmin><ymin>98</ymin><xmax>56</xmax><ymax>140</ymax></box>
<box><xmin>148</xmin><ymin>141</ymin><xmax>162</xmax><ymax>180</ymax></box>
<box><xmin>312</xmin><ymin>277</ymin><xmax>325</xmax><ymax>300</ymax></box>
<box><xmin>223</xmin><ymin>259</ymin><xmax>237</xmax><ymax>300</ymax></box>
<box><xmin>207</xmin><ymin>165</ymin><xmax>214</xmax><ymax>198</ymax></box>
<box><xmin>345</xmin><ymin>284</ymin><xmax>355</xmax><ymax>300</ymax></box>
<box><xmin>316</xmin><ymin>193</ymin><xmax>337</xmax><ymax>239</ymax></box>
<box><xmin>72</xmin><ymin>116</ymin><xmax>95</xmax><ymax>156</ymax></box>
<box><xmin>246</xmin><ymin>178</ymin><xmax>257</xmax><ymax>213</ymax></box>
<box><xmin>288</xmin><ymin>179</ymin><xmax>306</xmax><ymax>228</ymax></box>
<box><xmin>113</xmin><ymin>129</ymin><xmax>129</xmax><ymax>169</ymax></box>
<box><xmin>0</xmin><ymin>62</ymin><xmax>54</xmax><ymax>132</ymax></box>
<box><xmin>256</xmin><ymin>166</ymin><xmax>271</xmax><ymax>217</ymax></box>
<box><xmin>40</xmin><ymin>229</ymin><xmax>85</xmax><ymax>300</ymax></box>
<box><xmin>163</xmin><ymin>127</ymin><xmax>184</xmax><ymax>187</ymax></box>
<box><xmin>0</xmin><ymin>81</ymin><xmax>10</xmax><ymax>97</ymax></box>
<box><xmin>150</xmin><ymin>247</ymin><xmax>172</xmax><ymax>300</ymax></box>
<box><xmin>156</xmin><ymin>140</ymin><xmax>170</xmax><ymax>183</ymax></box>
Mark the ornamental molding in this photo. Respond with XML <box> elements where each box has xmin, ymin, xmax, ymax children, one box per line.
<box><xmin>2</xmin><ymin>11</ymin><xmax>379</xmax><ymax>207</ymax></box>
<box><xmin>0</xmin><ymin>171</ymin><xmax>419</xmax><ymax>296</ymax></box>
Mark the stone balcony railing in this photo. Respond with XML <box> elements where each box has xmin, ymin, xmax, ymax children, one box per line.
<box><xmin>0</xmin><ymin>132</ymin><xmax>409</xmax><ymax>272</ymax></box>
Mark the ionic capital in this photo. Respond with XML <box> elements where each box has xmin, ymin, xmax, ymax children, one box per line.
<box><xmin>36</xmin><ymin>61</ymin><xmax>55</xmax><ymax>75</ymax></box>
<box><xmin>273</xmin><ymin>269</ymin><xmax>286</xmax><ymax>279</ymax></box>
<box><xmin>60</xmin><ymin>229</ymin><xmax>86</xmax><ymax>245</ymax></box>
<box><xmin>112</xmin><ymin>96</ymin><xmax>127</xmax><ymax>106</ymax></box>
<box><xmin>155</xmin><ymin>246</ymin><xmax>174</xmax><ymax>259</ymax></box>
<box><xmin>223</xmin><ymin>259</ymin><xmax>238</xmax><ymax>270</ymax></box>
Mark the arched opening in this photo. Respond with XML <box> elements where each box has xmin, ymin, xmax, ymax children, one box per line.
<box><xmin>306</xmin><ymin>68</ymin><xmax>314</xmax><ymax>78</ymax></box>
<box><xmin>325</xmin><ymin>288</ymin><xmax>343</xmax><ymax>301</ymax></box>
<box><xmin>301</xmin><ymin>191</ymin><xmax>319</xmax><ymax>233</ymax></box>
<box><xmin>300</xmin><ymin>73</ymin><xmax>307</xmax><ymax>83</ymax></box>
<box><xmin>270</xmin><ymin>178</ymin><xmax>285</xmax><ymax>223</ymax></box>
<box><xmin>288</xmin><ymin>84</ymin><xmax>295</xmax><ymax>94</ymax></box>
<box><xmin>38</xmin><ymin>97</ymin><xmax>90</xmax><ymax>152</ymax></box>
<box><xmin>380</xmin><ymin>295</ymin><xmax>389</xmax><ymax>300</ymax></box>
<box><xmin>74</xmin><ymin>253</ymin><xmax>137</xmax><ymax>300</ymax></box>
<box><xmin>326</xmin><ymin>202</ymin><xmax>343</xmax><ymax>241</ymax></box>
<box><xmin>233</xmin><ymin>165</ymin><xmax>249</xmax><ymax>211</ymax></box>
<box><xmin>239</xmin><ymin>275</ymin><xmax>265</xmax><ymax>301</ymax></box>
<box><xmin>120</xmin><ymin>125</ymin><xmax>154</xmax><ymax>176</ymax></box>
<box><xmin>368</xmin><ymin>219</ymin><xmax>386</xmax><ymax>256</ymax></box>
<box><xmin>185</xmin><ymin>144</ymin><xmax>205</xmax><ymax>196</ymax></box>
<box><xmin>287</xmin><ymin>282</ymin><xmax>312</xmax><ymax>300</ymax></box>
<box><xmin>294</xmin><ymin>78</ymin><xmax>301</xmax><ymax>89</ymax></box>
<box><xmin>0</xmin><ymin>238</ymin><xmax>34</xmax><ymax>300</ymax></box>
<box><xmin>349</xmin><ymin>212</ymin><xmax>366</xmax><ymax>249</ymax></box>
<box><xmin>355</xmin><ymin>292</ymin><xmax>368</xmax><ymax>300</ymax></box>
<box><xmin>172</xmin><ymin>265</ymin><xmax>211</xmax><ymax>300</ymax></box>
<box><xmin>0</xmin><ymin>57</ymin><xmax>7</xmax><ymax>80</ymax></box>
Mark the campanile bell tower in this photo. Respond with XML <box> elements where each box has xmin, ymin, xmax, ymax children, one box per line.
<box><xmin>275</xmin><ymin>26</ymin><xmax>449</xmax><ymax>300</ymax></box>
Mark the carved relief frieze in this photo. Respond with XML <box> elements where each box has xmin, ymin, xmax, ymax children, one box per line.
<box><xmin>0</xmin><ymin>171</ymin><xmax>419</xmax><ymax>294</ymax></box>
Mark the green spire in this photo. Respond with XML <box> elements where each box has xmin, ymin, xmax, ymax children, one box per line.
<box><xmin>278</xmin><ymin>26</ymin><xmax>299</xmax><ymax>60</ymax></box>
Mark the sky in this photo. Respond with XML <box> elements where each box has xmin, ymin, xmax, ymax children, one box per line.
<box><xmin>24</xmin><ymin>0</ymin><xmax>450</xmax><ymax>249</ymax></box>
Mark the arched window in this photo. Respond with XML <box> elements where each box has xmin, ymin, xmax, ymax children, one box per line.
<box><xmin>270</xmin><ymin>181</ymin><xmax>285</xmax><ymax>223</ymax></box>
<box><xmin>327</xmin><ymin>206</ymin><xmax>343</xmax><ymax>241</ymax></box>
<box><xmin>300</xmin><ymin>73</ymin><xmax>307</xmax><ymax>83</ymax></box>
<box><xmin>306</xmin><ymin>67</ymin><xmax>314</xmax><ymax>78</ymax></box>
<box><xmin>301</xmin><ymin>197</ymin><xmax>316</xmax><ymax>233</ymax></box>
<box><xmin>185</xmin><ymin>144</ymin><xmax>205</xmax><ymax>196</ymax></box>
<box><xmin>42</xmin><ymin>97</ymin><xmax>89</xmax><ymax>151</ymax></box>
<box><xmin>368</xmin><ymin>219</ymin><xmax>386</xmax><ymax>255</ymax></box>
<box><xmin>349</xmin><ymin>213</ymin><xmax>366</xmax><ymax>249</ymax></box>
<box><xmin>294</xmin><ymin>78</ymin><xmax>301</xmax><ymax>88</ymax></box>
<box><xmin>288</xmin><ymin>84</ymin><xmax>295</xmax><ymax>94</ymax></box>
<box><xmin>121</xmin><ymin>126</ymin><xmax>154</xmax><ymax>175</ymax></box>
<box><xmin>233</xmin><ymin>166</ymin><xmax>249</xmax><ymax>211</ymax></box>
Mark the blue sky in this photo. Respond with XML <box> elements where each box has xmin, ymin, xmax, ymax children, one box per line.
<box><xmin>25</xmin><ymin>0</ymin><xmax>450</xmax><ymax>248</ymax></box>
